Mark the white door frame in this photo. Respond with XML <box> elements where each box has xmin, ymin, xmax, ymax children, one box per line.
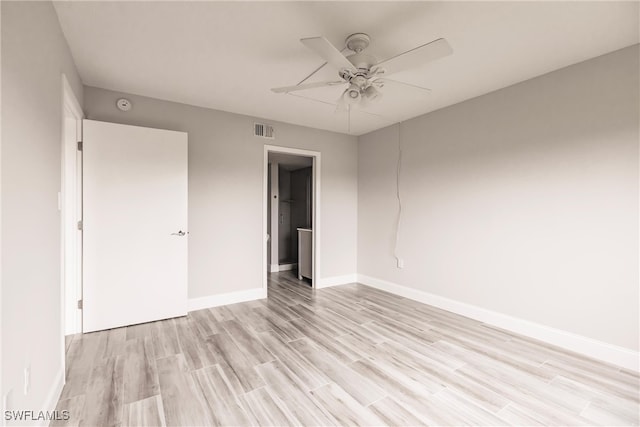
<box><xmin>60</xmin><ymin>74</ymin><xmax>83</xmax><ymax>346</ymax></box>
<box><xmin>263</xmin><ymin>145</ymin><xmax>320</xmax><ymax>289</ymax></box>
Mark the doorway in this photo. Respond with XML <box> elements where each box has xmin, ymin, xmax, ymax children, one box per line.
<box><xmin>263</xmin><ymin>146</ymin><xmax>320</xmax><ymax>289</ymax></box>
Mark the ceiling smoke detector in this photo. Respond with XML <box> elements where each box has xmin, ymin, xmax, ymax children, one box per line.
<box><xmin>116</xmin><ymin>98</ymin><xmax>132</xmax><ymax>112</ymax></box>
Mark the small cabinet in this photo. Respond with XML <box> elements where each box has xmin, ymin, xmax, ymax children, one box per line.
<box><xmin>297</xmin><ymin>228</ymin><xmax>312</xmax><ymax>281</ymax></box>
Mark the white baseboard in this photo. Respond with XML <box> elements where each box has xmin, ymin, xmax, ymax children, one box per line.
<box><xmin>278</xmin><ymin>263</ymin><xmax>297</xmax><ymax>272</ymax></box>
<box><xmin>317</xmin><ymin>274</ymin><xmax>358</xmax><ymax>289</ymax></box>
<box><xmin>188</xmin><ymin>288</ymin><xmax>267</xmax><ymax>311</ymax></box>
<box><xmin>42</xmin><ymin>366</ymin><xmax>64</xmax><ymax>415</ymax></box>
<box><xmin>357</xmin><ymin>274</ymin><xmax>639</xmax><ymax>372</ymax></box>
<box><xmin>269</xmin><ymin>264</ymin><xmax>280</xmax><ymax>273</ymax></box>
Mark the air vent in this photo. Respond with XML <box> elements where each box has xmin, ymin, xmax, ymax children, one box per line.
<box><xmin>254</xmin><ymin>123</ymin><xmax>274</xmax><ymax>139</ymax></box>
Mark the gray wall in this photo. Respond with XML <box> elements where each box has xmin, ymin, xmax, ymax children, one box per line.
<box><xmin>277</xmin><ymin>168</ymin><xmax>292</xmax><ymax>263</ymax></box>
<box><xmin>358</xmin><ymin>46</ymin><xmax>639</xmax><ymax>351</ymax></box>
<box><xmin>1</xmin><ymin>0</ymin><xmax>84</xmax><ymax>414</ymax></box>
<box><xmin>291</xmin><ymin>167</ymin><xmax>312</xmax><ymax>261</ymax></box>
<box><xmin>83</xmin><ymin>86</ymin><xmax>358</xmax><ymax>297</ymax></box>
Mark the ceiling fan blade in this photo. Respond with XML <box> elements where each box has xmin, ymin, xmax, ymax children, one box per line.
<box><xmin>271</xmin><ymin>80</ymin><xmax>345</xmax><ymax>94</ymax></box>
<box><xmin>376</xmin><ymin>78</ymin><xmax>431</xmax><ymax>92</ymax></box>
<box><xmin>376</xmin><ymin>38</ymin><xmax>452</xmax><ymax>76</ymax></box>
<box><xmin>300</xmin><ymin>36</ymin><xmax>356</xmax><ymax>72</ymax></box>
<box><xmin>335</xmin><ymin>89</ymin><xmax>348</xmax><ymax>113</ymax></box>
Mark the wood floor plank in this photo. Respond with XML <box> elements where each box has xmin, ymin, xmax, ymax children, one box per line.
<box><xmin>256</xmin><ymin>330</ymin><xmax>329</xmax><ymax>390</ymax></box>
<box><xmin>65</xmin><ymin>334</ymin><xmax>76</xmax><ymax>354</ymax></box>
<box><xmin>238</xmin><ymin>387</ymin><xmax>299</xmax><ymax>426</ymax></box>
<box><xmin>174</xmin><ymin>316</ymin><xmax>210</xmax><ymax>371</ymax></box>
<box><xmin>79</xmin><ymin>355</ymin><xmax>125</xmax><ymax>427</ymax></box>
<box><xmin>189</xmin><ymin>308</ymin><xmax>221</xmax><ymax>337</ymax></box>
<box><xmin>260</xmin><ymin>299</ymin><xmax>301</xmax><ymax>321</ymax></box>
<box><xmin>123</xmin><ymin>395</ymin><xmax>166</xmax><ymax>427</ymax></box>
<box><xmin>434</xmin><ymin>337</ymin><xmax>556</xmax><ymax>382</ymax></box>
<box><xmin>254</xmin><ymin>360</ymin><xmax>339</xmax><ymax>426</ymax></box>
<box><xmin>263</xmin><ymin>316</ymin><xmax>306</xmax><ymax>342</ymax></box>
<box><xmin>551</xmin><ymin>375</ymin><xmax>640</xmax><ymax>424</ymax></box>
<box><xmin>192</xmin><ymin>365</ymin><xmax>254</xmax><ymax>426</ymax></box>
<box><xmin>336</xmin><ymin>329</ymin><xmax>386</xmax><ymax>356</ymax></box>
<box><xmin>581</xmin><ymin>400</ymin><xmax>639</xmax><ymax>426</ymax></box>
<box><xmin>151</xmin><ymin>319</ymin><xmax>181</xmax><ymax>359</ymax></box>
<box><xmin>288</xmin><ymin>317</ymin><xmax>361</xmax><ymax>364</ymax></box>
<box><xmin>310</xmin><ymin>382</ymin><xmax>387</xmax><ymax>426</ymax></box>
<box><xmin>455</xmin><ymin>363</ymin><xmax>593</xmax><ymax>425</ymax></box>
<box><xmin>544</xmin><ymin>358</ymin><xmax>640</xmax><ymax>403</ymax></box>
<box><xmin>95</xmin><ymin>327</ymin><xmax>128</xmax><ymax>359</ymax></box>
<box><xmin>126</xmin><ymin>322</ymin><xmax>153</xmax><ymax>341</ymax></box>
<box><xmin>156</xmin><ymin>354</ymin><xmax>214</xmax><ymax>426</ymax></box>
<box><xmin>122</xmin><ymin>337</ymin><xmax>159</xmax><ymax>404</ymax></box>
<box><xmin>51</xmin><ymin>394</ymin><xmax>85</xmax><ymax>427</ymax></box>
<box><xmin>354</xmin><ymin>349</ymin><xmax>444</xmax><ymax>396</ymax></box>
<box><xmin>61</xmin><ymin>333</ymin><xmax>103</xmax><ymax>400</ymax></box>
<box><xmin>289</xmin><ymin>338</ymin><xmax>387</xmax><ymax>406</ymax></box>
<box><xmin>221</xmin><ymin>319</ymin><xmax>276</xmax><ymax>364</ymax></box>
<box><xmin>208</xmin><ymin>331</ymin><xmax>266</xmax><ymax>392</ymax></box>
<box><xmin>186</xmin><ymin>319</ymin><xmax>221</xmax><ymax>367</ymax></box>
<box><xmin>208</xmin><ymin>305</ymin><xmax>237</xmax><ymax>322</ymax></box>
<box><xmin>288</xmin><ymin>304</ymin><xmax>352</xmax><ymax>336</ymax></box>
<box><xmin>496</xmin><ymin>403</ymin><xmax>547</xmax><ymax>426</ymax></box>
<box><xmin>430</xmin><ymin>388</ymin><xmax>510</xmax><ymax>426</ymax></box>
<box><xmin>368</xmin><ymin>396</ymin><xmax>427</xmax><ymax>427</ymax></box>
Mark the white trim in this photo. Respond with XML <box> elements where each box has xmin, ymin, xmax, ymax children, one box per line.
<box><xmin>278</xmin><ymin>263</ymin><xmax>297</xmax><ymax>272</ymax></box>
<box><xmin>188</xmin><ymin>288</ymin><xmax>267</xmax><ymax>311</ymax></box>
<box><xmin>317</xmin><ymin>274</ymin><xmax>358</xmax><ymax>289</ymax></box>
<box><xmin>60</xmin><ymin>75</ymin><xmax>83</xmax><ymax>401</ymax></box>
<box><xmin>61</xmin><ymin>77</ymin><xmax>84</xmax><ymax>336</ymax></box>
<box><xmin>263</xmin><ymin>145</ymin><xmax>321</xmax><ymax>289</ymax></box>
<box><xmin>357</xmin><ymin>274</ymin><xmax>640</xmax><ymax>371</ymax></box>
<box><xmin>268</xmin><ymin>163</ymin><xmax>279</xmax><ymax>271</ymax></box>
<box><xmin>269</xmin><ymin>264</ymin><xmax>280</xmax><ymax>273</ymax></box>
<box><xmin>42</xmin><ymin>367</ymin><xmax>65</xmax><ymax>416</ymax></box>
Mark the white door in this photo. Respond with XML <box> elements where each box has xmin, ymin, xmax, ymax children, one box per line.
<box><xmin>83</xmin><ymin>120</ymin><xmax>188</xmax><ymax>332</ymax></box>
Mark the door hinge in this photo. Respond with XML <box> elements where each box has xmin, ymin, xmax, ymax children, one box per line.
<box><xmin>77</xmin><ymin>141</ymin><xmax>83</xmax><ymax>151</ymax></box>
<box><xmin>77</xmin><ymin>220</ymin><xmax>83</xmax><ymax>230</ymax></box>
<box><xmin>77</xmin><ymin>299</ymin><xmax>83</xmax><ymax>309</ymax></box>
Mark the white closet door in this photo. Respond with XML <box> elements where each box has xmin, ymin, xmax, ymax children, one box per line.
<box><xmin>82</xmin><ymin>120</ymin><xmax>188</xmax><ymax>332</ymax></box>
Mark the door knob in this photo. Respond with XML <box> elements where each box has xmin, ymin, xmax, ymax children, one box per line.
<box><xmin>171</xmin><ymin>230</ymin><xmax>187</xmax><ymax>236</ymax></box>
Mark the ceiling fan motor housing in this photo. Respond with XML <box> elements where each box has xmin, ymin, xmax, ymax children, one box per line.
<box><xmin>345</xmin><ymin>33</ymin><xmax>370</xmax><ymax>52</ymax></box>
<box><xmin>347</xmin><ymin>53</ymin><xmax>377</xmax><ymax>70</ymax></box>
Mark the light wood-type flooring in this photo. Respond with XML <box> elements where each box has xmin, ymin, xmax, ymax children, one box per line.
<box><xmin>54</xmin><ymin>271</ymin><xmax>640</xmax><ymax>426</ymax></box>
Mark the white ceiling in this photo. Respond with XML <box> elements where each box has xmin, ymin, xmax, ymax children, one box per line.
<box><xmin>53</xmin><ymin>1</ymin><xmax>639</xmax><ymax>136</ymax></box>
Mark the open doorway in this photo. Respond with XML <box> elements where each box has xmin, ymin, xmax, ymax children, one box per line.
<box><xmin>263</xmin><ymin>146</ymin><xmax>320</xmax><ymax>289</ymax></box>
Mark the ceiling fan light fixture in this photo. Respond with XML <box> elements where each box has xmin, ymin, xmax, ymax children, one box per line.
<box><xmin>344</xmin><ymin>84</ymin><xmax>361</xmax><ymax>104</ymax></box>
<box><xmin>363</xmin><ymin>85</ymin><xmax>381</xmax><ymax>102</ymax></box>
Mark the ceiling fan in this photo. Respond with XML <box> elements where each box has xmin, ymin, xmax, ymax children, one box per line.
<box><xmin>271</xmin><ymin>33</ymin><xmax>453</xmax><ymax>111</ymax></box>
